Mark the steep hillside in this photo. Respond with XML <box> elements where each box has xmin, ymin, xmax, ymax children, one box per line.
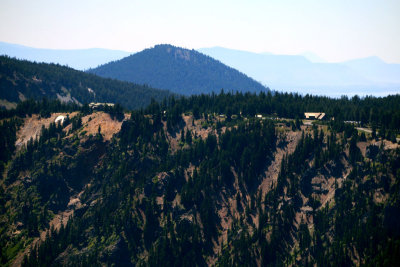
<box><xmin>88</xmin><ymin>44</ymin><xmax>268</xmax><ymax>95</ymax></box>
<box><xmin>0</xmin><ymin>94</ymin><xmax>399</xmax><ymax>266</ymax></box>
<box><xmin>0</xmin><ymin>56</ymin><xmax>172</xmax><ymax>110</ymax></box>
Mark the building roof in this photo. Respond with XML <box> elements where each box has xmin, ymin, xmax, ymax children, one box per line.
<box><xmin>304</xmin><ymin>112</ymin><xmax>325</xmax><ymax>120</ymax></box>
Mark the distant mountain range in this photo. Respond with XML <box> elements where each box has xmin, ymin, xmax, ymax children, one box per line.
<box><xmin>88</xmin><ymin>44</ymin><xmax>268</xmax><ymax>95</ymax></box>
<box><xmin>0</xmin><ymin>42</ymin><xmax>132</xmax><ymax>70</ymax></box>
<box><xmin>1</xmin><ymin>41</ymin><xmax>399</xmax><ymax>97</ymax></box>
<box><xmin>198</xmin><ymin>47</ymin><xmax>400</xmax><ymax>96</ymax></box>
<box><xmin>0</xmin><ymin>56</ymin><xmax>171</xmax><ymax>110</ymax></box>
<box><xmin>300</xmin><ymin>52</ymin><xmax>326</xmax><ymax>63</ymax></box>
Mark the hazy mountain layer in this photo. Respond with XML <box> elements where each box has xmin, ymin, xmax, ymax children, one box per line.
<box><xmin>0</xmin><ymin>42</ymin><xmax>132</xmax><ymax>70</ymax></box>
<box><xmin>199</xmin><ymin>47</ymin><xmax>400</xmax><ymax>96</ymax></box>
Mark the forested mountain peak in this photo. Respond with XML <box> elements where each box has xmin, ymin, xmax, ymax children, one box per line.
<box><xmin>88</xmin><ymin>44</ymin><xmax>268</xmax><ymax>95</ymax></box>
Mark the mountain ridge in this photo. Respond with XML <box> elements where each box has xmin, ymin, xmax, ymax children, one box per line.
<box><xmin>0</xmin><ymin>56</ymin><xmax>172</xmax><ymax>110</ymax></box>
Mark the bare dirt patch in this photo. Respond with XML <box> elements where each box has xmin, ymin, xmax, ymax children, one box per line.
<box><xmin>372</xmin><ymin>139</ymin><xmax>399</xmax><ymax>150</ymax></box>
<box><xmin>259</xmin><ymin>130</ymin><xmax>302</xmax><ymax>197</ymax></box>
<box><xmin>15</xmin><ymin>112</ymin><xmax>79</xmax><ymax>150</ymax></box>
<box><xmin>80</xmin><ymin>112</ymin><xmax>129</xmax><ymax>141</ymax></box>
<box><xmin>162</xmin><ymin>114</ymin><xmax>220</xmax><ymax>153</ymax></box>
<box><xmin>357</xmin><ymin>141</ymin><xmax>368</xmax><ymax>157</ymax></box>
<box><xmin>16</xmin><ymin>112</ymin><xmax>129</xmax><ymax>150</ymax></box>
<box><xmin>183</xmin><ymin>114</ymin><xmax>225</xmax><ymax>140</ymax></box>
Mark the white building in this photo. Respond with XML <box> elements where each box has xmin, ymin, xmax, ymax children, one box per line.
<box><xmin>304</xmin><ymin>112</ymin><xmax>325</xmax><ymax>120</ymax></box>
<box><xmin>55</xmin><ymin>115</ymin><xmax>65</xmax><ymax>124</ymax></box>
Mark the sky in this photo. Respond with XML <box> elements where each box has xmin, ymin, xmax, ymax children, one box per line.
<box><xmin>0</xmin><ymin>0</ymin><xmax>399</xmax><ymax>63</ymax></box>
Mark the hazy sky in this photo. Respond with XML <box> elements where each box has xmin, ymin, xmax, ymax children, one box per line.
<box><xmin>1</xmin><ymin>0</ymin><xmax>399</xmax><ymax>63</ymax></box>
